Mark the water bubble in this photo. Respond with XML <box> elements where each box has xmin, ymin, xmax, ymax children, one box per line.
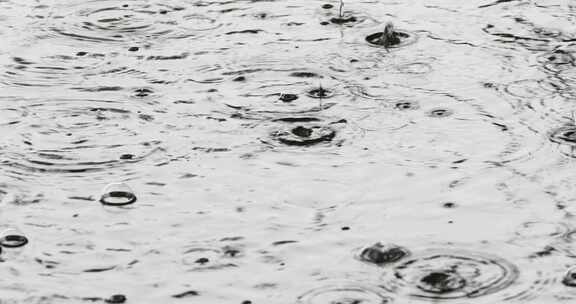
<box><xmin>0</xmin><ymin>228</ymin><xmax>28</xmax><ymax>248</ymax></box>
<box><xmin>504</xmin><ymin>79</ymin><xmax>558</xmax><ymax>99</ymax></box>
<box><xmin>279</xmin><ymin>93</ymin><xmax>299</xmax><ymax>103</ymax></box>
<box><xmin>357</xmin><ymin>243</ymin><xmax>410</xmax><ymax>265</ymax></box>
<box><xmin>105</xmin><ymin>294</ymin><xmax>127</xmax><ymax>303</ymax></box>
<box><xmin>100</xmin><ymin>183</ymin><xmax>137</xmax><ymax>206</ymax></box>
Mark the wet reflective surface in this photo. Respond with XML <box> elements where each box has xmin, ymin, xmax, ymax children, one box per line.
<box><xmin>3</xmin><ymin>0</ymin><xmax>576</xmax><ymax>303</ymax></box>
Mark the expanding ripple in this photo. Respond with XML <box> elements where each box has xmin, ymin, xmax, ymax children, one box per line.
<box><xmin>350</xmin><ymin>87</ymin><xmax>542</xmax><ymax>166</ymax></box>
<box><xmin>297</xmin><ymin>283</ymin><xmax>392</xmax><ymax>304</ymax></box>
<box><xmin>217</xmin><ymin>70</ymin><xmax>348</xmax><ymax>115</ymax></box>
<box><xmin>380</xmin><ymin>249</ymin><xmax>519</xmax><ymax>300</ymax></box>
<box><xmin>0</xmin><ymin>97</ymin><xmax>165</xmax><ymax>182</ymax></box>
<box><xmin>0</xmin><ymin>48</ymin><xmax>144</xmax><ymax>88</ymax></box>
<box><xmin>36</xmin><ymin>0</ymin><xmax>222</xmax><ymax>46</ymax></box>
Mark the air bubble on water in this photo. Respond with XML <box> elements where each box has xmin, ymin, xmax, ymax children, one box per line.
<box><xmin>0</xmin><ymin>227</ymin><xmax>28</xmax><ymax>248</ymax></box>
<box><xmin>100</xmin><ymin>182</ymin><xmax>137</xmax><ymax>206</ymax></box>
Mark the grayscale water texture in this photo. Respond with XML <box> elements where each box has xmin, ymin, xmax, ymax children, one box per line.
<box><xmin>1</xmin><ymin>0</ymin><xmax>576</xmax><ymax>303</ymax></box>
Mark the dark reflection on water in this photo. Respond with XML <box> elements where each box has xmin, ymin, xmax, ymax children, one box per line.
<box><xmin>2</xmin><ymin>0</ymin><xmax>576</xmax><ymax>302</ymax></box>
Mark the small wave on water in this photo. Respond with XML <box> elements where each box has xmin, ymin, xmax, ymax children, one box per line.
<box><xmin>33</xmin><ymin>0</ymin><xmax>222</xmax><ymax>47</ymax></box>
<box><xmin>345</xmin><ymin>85</ymin><xmax>543</xmax><ymax>167</ymax></box>
<box><xmin>2</xmin><ymin>0</ymin><xmax>576</xmax><ymax>302</ymax></box>
<box><xmin>0</xmin><ymin>97</ymin><xmax>166</xmax><ymax>184</ymax></box>
<box><xmin>0</xmin><ymin>47</ymin><xmax>145</xmax><ymax>88</ymax></box>
<box><xmin>297</xmin><ymin>283</ymin><xmax>392</xmax><ymax>304</ymax></box>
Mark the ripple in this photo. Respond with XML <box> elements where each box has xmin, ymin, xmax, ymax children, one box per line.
<box><xmin>504</xmin><ymin>79</ymin><xmax>559</xmax><ymax>99</ymax></box>
<box><xmin>0</xmin><ymin>50</ymin><xmax>144</xmax><ymax>88</ymax></box>
<box><xmin>515</xmin><ymin>221</ymin><xmax>570</xmax><ymax>239</ymax></box>
<box><xmin>325</xmin><ymin>49</ymin><xmax>434</xmax><ymax>77</ymax></box>
<box><xmin>549</xmin><ymin>125</ymin><xmax>576</xmax><ymax>158</ymax></box>
<box><xmin>271</xmin><ymin>124</ymin><xmax>336</xmax><ymax>147</ymax></box>
<box><xmin>351</xmin><ymin>88</ymin><xmax>541</xmax><ymax>166</ymax></box>
<box><xmin>297</xmin><ymin>284</ymin><xmax>392</xmax><ymax>304</ymax></box>
<box><xmin>37</xmin><ymin>0</ymin><xmax>221</xmax><ymax>46</ymax></box>
<box><xmin>219</xmin><ymin>70</ymin><xmax>346</xmax><ymax>115</ymax></box>
<box><xmin>0</xmin><ymin>97</ymin><xmax>164</xmax><ymax>182</ymax></box>
<box><xmin>100</xmin><ymin>182</ymin><xmax>137</xmax><ymax>206</ymax></box>
<box><xmin>356</xmin><ymin>243</ymin><xmax>410</xmax><ymax>266</ymax></box>
<box><xmin>365</xmin><ymin>29</ymin><xmax>418</xmax><ymax>49</ymax></box>
<box><xmin>482</xmin><ymin>16</ymin><xmax>572</xmax><ymax>51</ymax></box>
<box><xmin>563</xmin><ymin>268</ymin><xmax>576</xmax><ymax>287</ymax></box>
<box><xmin>380</xmin><ymin>249</ymin><xmax>519</xmax><ymax>300</ymax></box>
<box><xmin>314</xmin><ymin>3</ymin><xmax>377</xmax><ymax>28</ymax></box>
<box><xmin>181</xmin><ymin>246</ymin><xmax>238</xmax><ymax>271</ymax></box>
<box><xmin>536</xmin><ymin>49</ymin><xmax>576</xmax><ymax>72</ymax></box>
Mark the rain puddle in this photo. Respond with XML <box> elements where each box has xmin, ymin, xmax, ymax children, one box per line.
<box><xmin>1</xmin><ymin>0</ymin><xmax>576</xmax><ymax>303</ymax></box>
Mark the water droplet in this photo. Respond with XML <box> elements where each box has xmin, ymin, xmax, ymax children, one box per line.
<box><xmin>100</xmin><ymin>183</ymin><xmax>137</xmax><ymax>206</ymax></box>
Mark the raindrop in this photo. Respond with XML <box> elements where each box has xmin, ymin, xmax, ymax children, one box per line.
<box><xmin>100</xmin><ymin>183</ymin><xmax>137</xmax><ymax>206</ymax></box>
